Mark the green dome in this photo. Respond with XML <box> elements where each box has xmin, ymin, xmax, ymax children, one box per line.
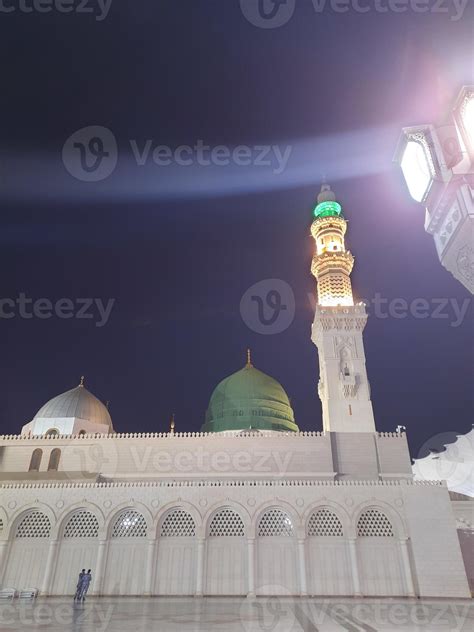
<box><xmin>202</xmin><ymin>360</ymin><xmax>298</xmax><ymax>433</ymax></box>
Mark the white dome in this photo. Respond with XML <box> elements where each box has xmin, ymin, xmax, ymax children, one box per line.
<box><xmin>22</xmin><ymin>380</ymin><xmax>113</xmax><ymax>436</ymax></box>
<box><xmin>34</xmin><ymin>384</ymin><xmax>112</xmax><ymax>426</ymax></box>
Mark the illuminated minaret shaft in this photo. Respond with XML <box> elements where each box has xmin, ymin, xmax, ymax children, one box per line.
<box><xmin>311</xmin><ymin>185</ymin><xmax>376</xmax><ymax>433</ymax></box>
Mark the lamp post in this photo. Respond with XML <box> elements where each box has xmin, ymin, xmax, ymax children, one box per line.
<box><xmin>394</xmin><ymin>85</ymin><xmax>474</xmax><ymax>294</ymax></box>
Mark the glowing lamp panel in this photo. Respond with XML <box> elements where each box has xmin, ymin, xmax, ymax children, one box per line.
<box><xmin>316</xmin><ymin>233</ymin><xmax>344</xmax><ymax>256</ymax></box>
<box><xmin>401</xmin><ymin>140</ymin><xmax>433</xmax><ymax>203</ymax></box>
<box><xmin>318</xmin><ymin>273</ymin><xmax>354</xmax><ymax>307</ymax></box>
<box><xmin>313</xmin><ymin>201</ymin><xmax>343</xmax><ymax>219</ymax></box>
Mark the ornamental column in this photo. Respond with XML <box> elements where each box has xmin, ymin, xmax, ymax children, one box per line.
<box><xmin>91</xmin><ymin>539</ymin><xmax>108</xmax><ymax>596</ymax></box>
<box><xmin>399</xmin><ymin>538</ymin><xmax>416</xmax><ymax>597</ymax></box>
<box><xmin>348</xmin><ymin>538</ymin><xmax>362</xmax><ymax>597</ymax></box>
<box><xmin>195</xmin><ymin>538</ymin><xmax>205</xmax><ymax>597</ymax></box>
<box><xmin>144</xmin><ymin>538</ymin><xmax>157</xmax><ymax>596</ymax></box>
<box><xmin>0</xmin><ymin>541</ymin><xmax>10</xmax><ymax>585</ymax></box>
<box><xmin>41</xmin><ymin>539</ymin><xmax>59</xmax><ymax>595</ymax></box>
<box><xmin>247</xmin><ymin>538</ymin><xmax>256</xmax><ymax>598</ymax></box>
<box><xmin>297</xmin><ymin>538</ymin><xmax>308</xmax><ymax>596</ymax></box>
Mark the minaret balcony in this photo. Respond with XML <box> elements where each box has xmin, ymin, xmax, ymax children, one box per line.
<box><xmin>311</xmin><ymin>215</ymin><xmax>347</xmax><ymax>239</ymax></box>
<box><xmin>311</xmin><ymin>250</ymin><xmax>354</xmax><ymax>278</ymax></box>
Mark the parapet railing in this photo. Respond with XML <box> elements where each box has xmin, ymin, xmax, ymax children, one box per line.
<box><xmin>0</xmin><ymin>430</ymin><xmax>406</xmax><ymax>441</ymax></box>
<box><xmin>0</xmin><ymin>478</ymin><xmax>442</xmax><ymax>490</ymax></box>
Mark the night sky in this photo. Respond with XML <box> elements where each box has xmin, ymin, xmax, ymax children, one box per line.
<box><xmin>1</xmin><ymin>2</ymin><xmax>472</xmax><ymax>461</ymax></box>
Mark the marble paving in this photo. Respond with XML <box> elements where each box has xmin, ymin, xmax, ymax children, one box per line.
<box><xmin>0</xmin><ymin>597</ymin><xmax>472</xmax><ymax>631</ymax></box>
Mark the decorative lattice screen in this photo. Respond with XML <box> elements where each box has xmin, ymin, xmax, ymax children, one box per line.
<box><xmin>160</xmin><ymin>510</ymin><xmax>196</xmax><ymax>537</ymax></box>
<box><xmin>357</xmin><ymin>509</ymin><xmax>394</xmax><ymax>537</ymax></box>
<box><xmin>63</xmin><ymin>511</ymin><xmax>99</xmax><ymax>538</ymax></box>
<box><xmin>308</xmin><ymin>509</ymin><xmax>344</xmax><ymax>536</ymax></box>
<box><xmin>0</xmin><ymin>518</ymin><xmax>3</xmax><ymax>533</ymax></box>
<box><xmin>112</xmin><ymin>511</ymin><xmax>147</xmax><ymax>538</ymax></box>
<box><xmin>317</xmin><ymin>272</ymin><xmax>353</xmax><ymax>306</ymax></box>
<box><xmin>258</xmin><ymin>509</ymin><xmax>293</xmax><ymax>537</ymax></box>
<box><xmin>209</xmin><ymin>509</ymin><xmax>245</xmax><ymax>537</ymax></box>
<box><xmin>16</xmin><ymin>512</ymin><xmax>51</xmax><ymax>538</ymax></box>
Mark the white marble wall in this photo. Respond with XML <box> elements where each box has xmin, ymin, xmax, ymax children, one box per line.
<box><xmin>0</xmin><ymin>431</ymin><xmax>413</xmax><ymax>481</ymax></box>
<box><xmin>0</xmin><ymin>479</ymin><xmax>470</xmax><ymax>598</ymax></box>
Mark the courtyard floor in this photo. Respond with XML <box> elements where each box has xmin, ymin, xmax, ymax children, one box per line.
<box><xmin>0</xmin><ymin>596</ymin><xmax>472</xmax><ymax>631</ymax></box>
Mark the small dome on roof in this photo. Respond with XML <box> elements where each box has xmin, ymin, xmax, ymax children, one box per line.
<box><xmin>34</xmin><ymin>383</ymin><xmax>112</xmax><ymax>427</ymax></box>
<box><xmin>22</xmin><ymin>377</ymin><xmax>113</xmax><ymax>436</ymax></box>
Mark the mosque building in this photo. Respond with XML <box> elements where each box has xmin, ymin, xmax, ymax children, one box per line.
<box><xmin>0</xmin><ymin>185</ymin><xmax>471</xmax><ymax>598</ymax></box>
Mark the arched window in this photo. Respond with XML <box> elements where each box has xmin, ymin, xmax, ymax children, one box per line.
<box><xmin>357</xmin><ymin>509</ymin><xmax>394</xmax><ymax>537</ymax></box>
<box><xmin>78</xmin><ymin>430</ymin><xmax>86</xmax><ymax>436</ymax></box>
<box><xmin>209</xmin><ymin>508</ymin><xmax>245</xmax><ymax>537</ymax></box>
<box><xmin>111</xmin><ymin>511</ymin><xmax>147</xmax><ymax>538</ymax></box>
<box><xmin>160</xmin><ymin>510</ymin><xmax>196</xmax><ymax>537</ymax></box>
<box><xmin>16</xmin><ymin>511</ymin><xmax>51</xmax><ymax>538</ymax></box>
<box><xmin>63</xmin><ymin>511</ymin><xmax>99</xmax><ymax>538</ymax></box>
<box><xmin>308</xmin><ymin>509</ymin><xmax>344</xmax><ymax>536</ymax></box>
<box><xmin>28</xmin><ymin>448</ymin><xmax>43</xmax><ymax>471</ymax></box>
<box><xmin>258</xmin><ymin>509</ymin><xmax>293</xmax><ymax>537</ymax></box>
<box><xmin>45</xmin><ymin>429</ymin><xmax>59</xmax><ymax>437</ymax></box>
<box><xmin>47</xmin><ymin>448</ymin><xmax>61</xmax><ymax>471</ymax></box>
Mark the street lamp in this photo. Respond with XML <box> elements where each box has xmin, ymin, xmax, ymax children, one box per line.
<box><xmin>394</xmin><ymin>85</ymin><xmax>474</xmax><ymax>294</ymax></box>
<box><xmin>399</xmin><ymin>132</ymin><xmax>435</xmax><ymax>203</ymax></box>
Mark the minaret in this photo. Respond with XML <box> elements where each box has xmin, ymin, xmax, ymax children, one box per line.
<box><xmin>311</xmin><ymin>184</ymin><xmax>376</xmax><ymax>433</ymax></box>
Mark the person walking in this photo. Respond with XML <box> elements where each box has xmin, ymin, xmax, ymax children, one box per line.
<box><xmin>78</xmin><ymin>569</ymin><xmax>92</xmax><ymax>601</ymax></box>
<box><xmin>74</xmin><ymin>569</ymin><xmax>86</xmax><ymax>601</ymax></box>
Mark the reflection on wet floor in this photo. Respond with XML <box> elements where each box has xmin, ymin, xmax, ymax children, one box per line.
<box><xmin>0</xmin><ymin>597</ymin><xmax>472</xmax><ymax>631</ymax></box>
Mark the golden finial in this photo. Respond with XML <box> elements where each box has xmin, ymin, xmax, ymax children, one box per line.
<box><xmin>170</xmin><ymin>413</ymin><xmax>175</xmax><ymax>435</ymax></box>
<box><xmin>246</xmin><ymin>348</ymin><xmax>253</xmax><ymax>368</ymax></box>
<box><xmin>79</xmin><ymin>376</ymin><xmax>85</xmax><ymax>387</ymax></box>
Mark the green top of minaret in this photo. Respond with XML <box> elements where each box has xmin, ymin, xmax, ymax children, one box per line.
<box><xmin>313</xmin><ymin>184</ymin><xmax>343</xmax><ymax>219</ymax></box>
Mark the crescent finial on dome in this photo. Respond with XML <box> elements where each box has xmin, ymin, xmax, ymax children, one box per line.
<box><xmin>246</xmin><ymin>348</ymin><xmax>253</xmax><ymax>368</ymax></box>
<box><xmin>79</xmin><ymin>376</ymin><xmax>85</xmax><ymax>387</ymax></box>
